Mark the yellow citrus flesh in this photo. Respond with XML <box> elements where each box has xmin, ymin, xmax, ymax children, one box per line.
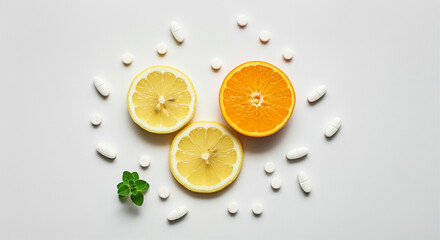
<box><xmin>127</xmin><ymin>66</ymin><xmax>196</xmax><ymax>134</ymax></box>
<box><xmin>169</xmin><ymin>121</ymin><xmax>243</xmax><ymax>193</ymax></box>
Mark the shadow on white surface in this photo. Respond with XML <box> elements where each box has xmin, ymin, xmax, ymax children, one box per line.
<box><xmin>126</xmin><ymin>113</ymin><xmax>178</xmax><ymax>146</ymax></box>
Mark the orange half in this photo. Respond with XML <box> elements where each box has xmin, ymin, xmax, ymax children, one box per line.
<box><xmin>219</xmin><ymin>61</ymin><xmax>295</xmax><ymax>137</ymax></box>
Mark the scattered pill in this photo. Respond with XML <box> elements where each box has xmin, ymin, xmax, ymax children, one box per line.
<box><xmin>170</xmin><ymin>21</ymin><xmax>185</xmax><ymax>43</ymax></box>
<box><xmin>96</xmin><ymin>143</ymin><xmax>116</xmax><ymax>159</ymax></box>
<box><xmin>139</xmin><ymin>156</ymin><xmax>151</xmax><ymax>168</ymax></box>
<box><xmin>211</xmin><ymin>58</ymin><xmax>222</xmax><ymax>70</ymax></box>
<box><xmin>156</xmin><ymin>42</ymin><xmax>168</xmax><ymax>55</ymax></box>
<box><xmin>282</xmin><ymin>48</ymin><xmax>294</xmax><ymax>61</ymax></box>
<box><xmin>325</xmin><ymin>117</ymin><xmax>342</xmax><ymax>137</ymax></box>
<box><xmin>270</xmin><ymin>177</ymin><xmax>282</xmax><ymax>190</ymax></box>
<box><xmin>159</xmin><ymin>187</ymin><xmax>170</xmax><ymax>199</ymax></box>
<box><xmin>307</xmin><ymin>85</ymin><xmax>327</xmax><ymax>103</ymax></box>
<box><xmin>90</xmin><ymin>113</ymin><xmax>102</xmax><ymax>126</ymax></box>
<box><xmin>286</xmin><ymin>147</ymin><xmax>309</xmax><ymax>160</ymax></box>
<box><xmin>298</xmin><ymin>171</ymin><xmax>312</xmax><ymax>193</ymax></box>
<box><xmin>259</xmin><ymin>31</ymin><xmax>270</xmax><ymax>43</ymax></box>
<box><xmin>167</xmin><ymin>206</ymin><xmax>188</xmax><ymax>221</ymax></box>
<box><xmin>264</xmin><ymin>162</ymin><xmax>275</xmax><ymax>174</ymax></box>
<box><xmin>237</xmin><ymin>15</ymin><xmax>248</xmax><ymax>27</ymax></box>
<box><xmin>252</xmin><ymin>203</ymin><xmax>263</xmax><ymax>215</ymax></box>
<box><xmin>122</xmin><ymin>53</ymin><xmax>134</xmax><ymax>65</ymax></box>
<box><xmin>93</xmin><ymin>77</ymin><xmax>110</xmax><ymax>97</ymax></box>
<box><xmin>227</xmin><ymin>202</ymin><xmax>239</xmax><ymax>214</ymax></box>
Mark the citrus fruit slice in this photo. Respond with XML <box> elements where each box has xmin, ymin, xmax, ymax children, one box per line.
<box><xmin>169</xmin><ymin>121</ymin><xmax>243</xmax><ymax>193</ymax></box>
<box><xmin>219</xmin><ymin>61</ymin><xmax>295</xmax><ymax>137</ymax></box>
<box><xmin>127</xmin><ymin>66</ymin><xmax>197</xmax><ymax>134</ymax></box>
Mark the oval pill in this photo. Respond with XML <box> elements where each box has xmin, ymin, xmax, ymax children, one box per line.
<box><xmin>237</xmin><ymin>15</ymin><xmax>248</xmax><ymax>27</ymax></box>
<box><xmin>252</xmin><ymin>203</ymin><xmax>263</xmax><ymax>215</ymax></box>
<box><xmin>93</xmin><ymin>77</ymin><xmax>110</xmax><ymax>97</ymax></box>
<box><xmin>159</xmin><ymin>187</ymin><xmax>170</xmax><ymax>199</ymax></box>
<box><xmin>264</xmin><ymin>161</ymin><xmax>275</xmax><ymax>174</ymax></box>
<box><xmin>167</xmin><ymin>206</ymin><xmax>188</xmax><ymax>221</ymax></box>
<box><xmin>96</xmin><ymin>143</ymin><xmax>116</xmax><ymax>159</ymax></box>
<box><xmin>227</xmin><ymin>202</ymin><xmax>238</xmax><ymax>214</ymax></box>
<box><xmin>90</xmin><ymin>113</ymin><xmax>102</xmax><ymax>126</ymax></box>
<box><xmin>156</xmin><ymin>42</ymin><xmax>168</xmax><ymax>55</ymax></box>
<box><xmin>139</xmin><ymin>156</ymin><xmax>150</xmax><ymax>168</ymax></box>
<box><xmin>286</xmin><ymin>147</ymin><xmax>309</xmax><ymax>160</ymax></box>
<box><xmin>122</xmin><ymin>53</ymin><xmax>134</xmax><ymax>65</ymax></box>
<box><xmin>211</xmin><ymin>58</ymin><xmax>222</xmax><ymax>70</ymax></box>
<box><xmin>307</xmin><ymin>85</ymin><xmax>327</xmax><ymax>102</ymax></box>
<box><xmin>259</xmin><ymin>31</ymin><xmax>270</xmax><ymax>43</ymax></box>
<box><xmin>298</xmin><ymin>171</ymin><xmax>312</xmax><ymax>193</ymax></box>
<box><xmin>282</xmin><ymin>48</ymin><xmax>294</xmax><ymax>61</ymax></box>
<box><xmin>325</xmin><ymin>117</ymin><xmax>342</xmax><ymax>137</ymax></box>
<box><xmin>270</xmin><ymin>177</ymin><xmax>282</xmax><ymax>190</ymax></box>
<box><xmin>170</xmin><ymin>21</ymin><xmax>185</xmax><ymax>43</ymax></box>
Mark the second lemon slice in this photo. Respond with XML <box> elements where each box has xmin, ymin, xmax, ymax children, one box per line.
<box><xmin>127</xmin><ymin>66</ymin><xmax>197</xmax><ymax>134</ymax></box>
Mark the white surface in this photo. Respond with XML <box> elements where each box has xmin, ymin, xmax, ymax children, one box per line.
<box><xmin>0</xmin><ymin>0</ymin><xmax>439</xmax><ymax>239</ymax></box>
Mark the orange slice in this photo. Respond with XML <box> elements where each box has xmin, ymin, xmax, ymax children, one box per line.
<box><xmin>219</xmin><ymin>61</ymin><xmax>295</xmax><ymax>137</ymax></box>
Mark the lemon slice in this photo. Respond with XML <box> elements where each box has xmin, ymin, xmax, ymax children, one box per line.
<box><xmin>127</xmin><ymin>66</ymin><xmax>197</xmax><ymax>134</ymax></box>
<box><xmin>169</xmin><ymin>121</ymin><xmax>243</xmax><ymax>193</ymax></box>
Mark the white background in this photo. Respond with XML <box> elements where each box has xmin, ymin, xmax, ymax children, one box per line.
<box><xmin>0</xmin><ymin>0</ymin><xmax>439</xmax><ymax>239</ymax></box>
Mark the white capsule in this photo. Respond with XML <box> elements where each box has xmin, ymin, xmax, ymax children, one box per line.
<box><xmin>307</xmin><ymin>85</ymin><xmax>327</xmax><ymax>102</ymax></box>
<box><xmin>90</xmin><ymin>113</ymin><xmax>102</xmax><ymax>126</ymax></box>
<box><xmin>167</xmin><ymin>206</ymin><xmax>188</xmax><ymax>221</ymax></box>
<box><xmin>282</xmin><ymin>48</ymin><xmax>294</xmax><ymax>61</ymax></box>
<box><xmin>93</xmin><ymin>77</ymin><xmax>110</xmax><ymax>97</ymax></box>
<box><xmin>227</xmin><ymin>202</ymin><xmax>239</xmax><ymax>214</ymax></box>
<box><xmin>298</xmin><ymin>171</ymin><xmax>312</xmax><ymax>193</ymax></box>
<box><xmin>96</xmin><ymin>143</ymin><xmax>116</xmax><ymax>159</ymax></box>
<box><xmin>252</xmin><ymin>203</ymin><xmax>263</xmax><ymax>215</ymax></box>
<box><xmin>237</xmin><ymin>15</ymin><xmax>248</xmax><ymax>27</ymax></box>
<box><xmin>156</xmin><ymin>42</ymin><xmax>168</xmax><ymax>55</ymax></box>
<box><xmin>286</xmin><ymin>147</ymin><xmax>309</xmax><ymax>160</ymax></box>
<box><xmin>159</xmin><ymin>187</ymin><xmax>170</xmax><ymax>199</ymax></box>
<box><xmin>325</xmin><ymin>117</ymin><xmax>342</xmax><ymax>137</ymax></box>
<box><xmin>122</xmin><ymin>53</ymin><xmax>134</xmax><ymax>65</ymax></box>
<box><xmin>270</xmin><ymin>177</ymin><xmax>282</xmax><ymax>190</ymax></box>
<box><xmin>259</xmin><ymin>31</ymin><xmax>270</xmax><ymax>43</ymax></box>
<box><xmin>211</xmin><ymin>58</ymin><xmax>222</xmax><ymax>70</ymax></box>
<box><xmin>264</xmin><ymin>161</ymin><xmax>275</xmax><ymax>174</ymax></box>
<box><xmin>139</xmin><ymin>156</ymin><xmax>151</xmax><ymax>168</ymax></box>
<box><xmin>170</xmin><ymin>21</ymin><xmax>185</xmax><ymax>43</ymax></box>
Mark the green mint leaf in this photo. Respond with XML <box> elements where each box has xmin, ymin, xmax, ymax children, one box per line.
<box><xmin>135</xmin><ymin>180</ymin><xmax>148</xmax><ymax>191</ymax></box>
<box><xmin>131</xmin><ymin>187</ymin><xmax>138</xmax><ymax>195</ymax></box>
<box><xmin>122</xmin><ymin>171</ymin><xmax>134</xmax><ymax>183</ymax></box>
<box><xmin>117</xmin><ymin>182</ymin><xmax>126</xmax><ymax>189</ymax></box>
<box><xmin>117</xmin><ymin>185</ymin><xmax>130</xmax><ymax>197</ymax></box>
<box><xmin>129</xmin><ymin>180</ymin><xmax>135</xmax><ymax>186</ymax></box>
<box><xmin>130</xmin><ymin>191</ymin><xmax>144</xmax><ymax>206</ymax></box>
<box><xmin>132</xmin><ymin>172</ymin><xmax>139</xmax><ymax>180</ymax></box>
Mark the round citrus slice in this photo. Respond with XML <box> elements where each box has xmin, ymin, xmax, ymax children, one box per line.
<box><xmin>127</xmin><ymin>66</ymin><xmax>197</xmax><ymax>134</ymax></box>
<box><xmin>219</xmin><ymin>61</ymin><xmax>296</xmax><ymax>137</ymax></box>
<box><xmin>169</xmin><ymin>121</ymin><xmax>243</xmax><ymax>193</ymax></box>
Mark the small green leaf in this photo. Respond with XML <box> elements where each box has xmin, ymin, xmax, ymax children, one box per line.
<box><xmin>132</xmin><ymin>172</ymin><xmax>139</xmax><ymax>180</ymax></box>
<box><xmin>117</xmin><ymin>185</ymin><xmax>130</xmax><ymax>197</ymax></box>
<box><xmin>122</xmin><ymin>171</ymin><xmax>134</xmax><ymax>183</ymax></box>
<box><xmin>128</xmin><ymin>180</ymin><xmax>135</xmax><ymax>186</ymax></box>
<box><xmin>131</xmin><ymin>186</ymin><xmax>138</xmax><ymax>195</ymax></box>
<box><xmin>135</xmin><ymin>180</ymin><xmax>149</xmax><ymax>191</ymax></box>
<box><xmin>130</xmin><ymin>191</ymin><xmax>144</xmax><ymax>206</ymax></box>
<box><xmin>117</xmin><ymin>182</ymin><xmax>126</xmax><ymax>189</ymax></box>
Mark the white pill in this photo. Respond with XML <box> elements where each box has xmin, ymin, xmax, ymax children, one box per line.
<box><xmin>211</xmin><ymin>58</ymin><xmax>222</xmax><ymax>70</ymax></box>
<box><xmin>156</xmin><ymin>42</ymin><xmax>168</xmax><ymax>55</ymax></box>
<box><xmin>159</xmin><ymin>187</ymin><xmax>170</xmax><ymax>199</ymax></box>
<box><xmin>139</xmin><ymin>156</ymin><xmax>151</xmax><ymax>168</ymax></box>
<box><xmin>259</xmin><ymin>31</ymin><xmax>270</xmax><ymax>43</ymax></box>
<box><xmin>122</xmin><ymin>53</ymin><xmax>134</xmax><ymax>65</ymax></box>
<box><xmin>282</xmin><ymin>48</ymin><xmax>294</xmax><ymax>61</ymax></box>
<box><xmin>90</xmin><ymin>113</ymin><xmax>102</xmax><ymax>126</ymax></box>
<box><xmin>170</xmin><ymin>21</ymin><xmax>185</xmax><ymax>43</ymax></box>
<box><xmin>227</xmin><ymin>202</ymin><xmax>239</xmax><ymax>214</ymax></box>
<box><xmin>270</xmin><ymin>177</ymin><xmax>282</xmax><ymax>190</ymax></box>
<box><xmin>167</xmin><ymin>206</ymin><xmax>188</xmax><ymax>221</ymax></box>
<box><xmin>307</xmin><ymin>85</ymin><xmax>327</xmax><ymax>102</ymax></box>
<box><xmin>325</xmin><ymin>117</ymin><xmax>342</xmax><ymax>137</ymax></box>
<box><xmin>93</xmin><ymin>76</ymin><xmax>110</xmax><ymax>97</ymax></box>
<box><xmin>96</xmin><ymin>143</ymin><xmax>116</xmax><ymax>159</ymax></box>
<box><xmin>286</xmin><ymin>147</ymin><xmax>309</xmax><ymax>160</ymax></box>
<box><xmin>252</xmin><ymin>203</ymin><xmax>263</xmax><ymax>215</ymax></box>
<box><xmin>298</xmin><ymin>171</ymin><xmax>312</xmax><ymax>193</ymax></box>
<box><xmin>264</xmin><ymin>161</ymin><xmax>275</xmax><ymax>174</ymax></box>
<box><xmin>237</xmin><ymin>15</ymin><xmax>248</xmax><ymax>27</ymax></box>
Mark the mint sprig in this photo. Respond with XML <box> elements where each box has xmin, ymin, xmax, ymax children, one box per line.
<box><xmin>117</xmin><ymin>171</ymin><xmax>149</xmax><ymax>206</ymax></box>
